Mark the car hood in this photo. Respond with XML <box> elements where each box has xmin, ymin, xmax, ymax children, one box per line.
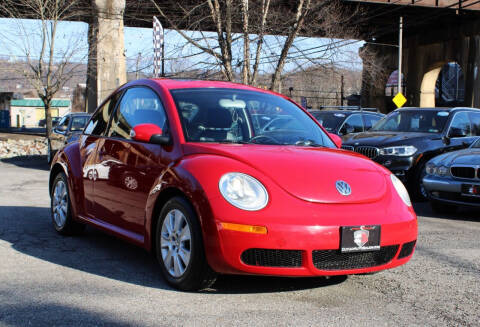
<box><xmin>430</xmin><ymin>148</ymin><xmax>480</xmax><ymax>166</ymax></box>
<box><xmin>343</xmin><ymin>131</ymin><xmax>438</xmax><ymax>147</ymax></box>
<box><xmin>183</xmin><ymin>143</ymin><xmax>388</xmax><ymax>204</ymax></box>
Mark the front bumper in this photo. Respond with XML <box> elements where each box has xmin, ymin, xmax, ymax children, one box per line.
<box><xmin>212</xmin><ymin>218</ymin><xmax>417</xmax><ymax>276</ymax></box>
<box><xmin>423</xmin><ymin>175</ymin><xmax>480</xmax><ymax>207</ymax></box>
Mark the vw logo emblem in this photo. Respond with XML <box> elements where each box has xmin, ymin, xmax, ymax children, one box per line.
<box><xmin>336</xmin><ymin>180</ymin><xmax>352</xmax><ymax>196</ymax></box>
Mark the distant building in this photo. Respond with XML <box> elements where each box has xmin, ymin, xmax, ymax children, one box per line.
<box><xmin>9</xmin><ymin>98</ymin><xmax>71</xmax><ymax>128</ymax></box>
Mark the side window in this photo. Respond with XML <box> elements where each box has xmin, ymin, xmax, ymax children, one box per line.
<box><xmin>364</xmin><ymin>114</ymin><xmax>382</xmax><ymax>130</ymax></box>
<box><xmin>449</xmin><ymin>112</ymin><xmax>472</xmax><ymax>137</ymax></box>
<box><xmin>71</xmin><ymin>116</ymin><xmax>89</xmax><ymax>132</ymax></box>
<box><xmin>340</xmin><ymin>114</ymin><xmax>363</xmax><ymax>135</ymax></box>
<box><xmin>84</xmin><ymin>93</ymin><xmax>121</xmax><ymax>136</ymax></box>
<box><xmin>469</xmin><ymin>112</ymin><xmax>480</xmax><ymax>136</ymax></box>
<box><xmin>107</xmin><ymin>87</ymin><xmax>167</xmax><ymax>140</ymax></box>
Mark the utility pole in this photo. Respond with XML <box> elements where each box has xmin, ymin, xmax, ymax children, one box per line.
<box><xmin>340</xmin><ymin>75</ymin><xmax>345</xmax><ymax>106</ymax></box>
<box><xmin>161</xmin><ymin>38</ymin><xmax>165</xmax><ymax>77</ymax></box>
<box><xmin>398</xmin><ymin>16</ymin><xmax>403</xmax><ymax>94</ymax></box>
<box><xmin>135</xmin><ymin>52</ymin><xmax>141</xmax><ymax>80</ymax></box>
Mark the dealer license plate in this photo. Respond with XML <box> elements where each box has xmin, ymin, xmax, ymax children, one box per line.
<box><xmin>341</xmin><ymin>225</ymin><xmax>381</xmax><ymax>253</ymax></box>
<box><xmin>461</xmin><ymin>184</ymin><xmax>480</xmax><ymax>197</ymax></box>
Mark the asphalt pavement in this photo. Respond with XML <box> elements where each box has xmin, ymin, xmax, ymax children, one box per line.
<box><xmin>0</xmin><ymin>157</ymin><xmax>479</xmax><ymax>327</ymax></box>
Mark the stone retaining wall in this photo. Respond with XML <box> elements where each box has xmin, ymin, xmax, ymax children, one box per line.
<box><xmin>0</xmin><ymin>138</ymin><xmax>47</xmax><ymax>158</ymax></box>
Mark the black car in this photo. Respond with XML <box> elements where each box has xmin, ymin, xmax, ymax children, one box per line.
<box><xmin>342</xmin><ymin>107</ymin><xmax>480</xmax><ymax>200</ymax></box>
<box><xmin>309</xmin><ymin>109</ymin><xmax>384</xmax><ymax>136</ymax></box>
<box><xmin>48</xmin><ymin>112</ymin><xmax>91</xmax><ymax>163</ymax></box>
<box><xmin>423</xmin><ymin>137</ymin><xmax>480</xmax><ymax>212</ymax></box>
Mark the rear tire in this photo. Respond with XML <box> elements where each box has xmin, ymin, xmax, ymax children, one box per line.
<box><xmin>156</xmin><ymin>196</ymin><xmax>216</xmax><ymax>291</ymax></box>
<box><xmin>50</xmin><ymin>172</ymin><xmax>85</xmax><ymax>235</ymax></box>
<box><xmin>430</xmin><ymin>200</ymin><xmax>457</xmax><ymax>214</ymax></box>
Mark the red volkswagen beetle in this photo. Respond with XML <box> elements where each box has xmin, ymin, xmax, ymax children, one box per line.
<box><xmin>49</xmin><ymin>79</ymin><xmax>417</xmax><ymax>290</ymax></box>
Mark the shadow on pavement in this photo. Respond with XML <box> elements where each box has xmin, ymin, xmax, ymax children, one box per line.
<box><xmin>0</xmin><ymin>205</ymin><xmax>346</xmax><ymax>294</ymax></box>
<box><xmin>0</xmin><ymin>155</ymin><xmax>49</xmax><ymax>171</ymax></box>
<box><xmin>208</xmin><ymin>274</ymin><xmax>347</xmax><ymax>294</ymax></box>
<box><xmin>0</xmin><ymin>301</ymin><xmax>130</xmax><ymax>326</ymax></box>
<box><xmin>413</xmin><ymin>201</ymin><xmax>480</xmax><ymax>223</ymax></box>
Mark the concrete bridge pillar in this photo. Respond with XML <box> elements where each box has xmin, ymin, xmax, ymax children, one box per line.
<box><xmin>360</xmin><ymin>44</ymin><xmax>398</xmax><ymax>113</ymax></box>
<box><xmin>87</xmin><ymin>0</ymin><xmax>127</xmax><ymax>113</ymax></box>
<box><xmin>463</xmin><ymin>35</ymin><xmax>480</xmax><ymax>107</ymax></box>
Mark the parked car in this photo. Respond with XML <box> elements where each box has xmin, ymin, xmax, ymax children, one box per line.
<box><xmin>39</xmin><ymin>116</ymin><xmax>61</xmax><ymax>128</ymax></box>
<box><xmin>309</xmin><ymin>109</ymin><xmax>384</xmax><ymax>136</ymax></box>
<box><xmin>48</xmin><ymin>112</ymin><xmax>91</xmax><ymax>163</ymax></box>
<box><xmin>49</xmin><ymin>79</ymin><xmax>417</xmax><ymax>291</ymax></box>
<box><xmin>423</xmin><ymin>137</ymin><xmax>480</xmax><ymax>212</ymax></box>
<box><xmin>342</xmin><ymin>107</ymin><xmax>480</xmax><ymax>200</ymax></box>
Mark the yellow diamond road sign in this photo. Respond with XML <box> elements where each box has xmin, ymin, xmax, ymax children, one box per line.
<box><xmin>393</xmin><ymin>92</ymin><xmax>407</xmax><ymax>108</ymax></box>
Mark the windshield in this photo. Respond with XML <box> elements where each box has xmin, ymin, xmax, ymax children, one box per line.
<box><xmin>310</xmin><ymin>111</ymin><xmax>346</xmax><ymax>132</ymax></box>
<box><xmin>170</xmin><ymin>88</ymin><xmax>335</xmax><ymax>147</ymax></box>
<box><xmin>472</xmin><ymin>138</ymin><xmax>480</xmax><ymax>148</ymax></box>
<box><xmin>372</xmin><ymin>110</ymin><xmax>449</xmax><ymax>133</ymax></box>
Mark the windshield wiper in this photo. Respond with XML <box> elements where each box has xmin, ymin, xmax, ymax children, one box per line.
<box><xmin>294</xmin><ymin>140</ymin><xmax>326</xmax><ymax>147</ymax></box>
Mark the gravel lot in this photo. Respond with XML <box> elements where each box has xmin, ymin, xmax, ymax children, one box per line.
<box><xmin>0</xmin><ymin>157</ymin><xmax>479</xmax><ymax>327</ymax></box>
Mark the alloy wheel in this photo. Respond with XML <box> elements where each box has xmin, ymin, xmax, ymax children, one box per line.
<box><xmin>160</xmin><ymin>209</ymin><xmax>192</xmax><ymax>278</ymax></box>
<box><xmin>52</xmin><ymin>180</ymin><xmax>68</xmax><ymax>228</ymax></box>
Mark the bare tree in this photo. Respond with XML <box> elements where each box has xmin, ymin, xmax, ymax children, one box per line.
<box><xmin>151</xmin><ymin>0</ymin><xmax>360</xmax><ymax>92</ymax></box>
<box><xmin>0</xmin><ymin>0</ymin><xmax>87</xmax><ymax>140</ymax></box>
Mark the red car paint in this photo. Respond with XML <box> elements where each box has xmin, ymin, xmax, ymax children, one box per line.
<box><xmin>50</xmin><ymin>79</ymin><xmax>417</xmax><ymax>277</ymax></box>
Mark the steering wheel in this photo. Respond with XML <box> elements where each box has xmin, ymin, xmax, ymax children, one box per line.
<box><xmin>249</xmin><ymin>135</ymin><xmax>281</xmax><ymax>144</ymax></box>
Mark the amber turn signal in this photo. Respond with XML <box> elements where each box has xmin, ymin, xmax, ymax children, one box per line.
<box><xmin>220</xmin><ymin>222</ymin><xmax>267</xmax><ymax>234</ymax></box>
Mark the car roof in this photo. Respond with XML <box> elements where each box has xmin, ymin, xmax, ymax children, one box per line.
<box><xmin>150</xmin><ymin>78</ymin><xmax>275</xmax><ymax>94</ymax></box>
<box><xmin>68</xmin><ymin>112</ymin><xmax>91</xmax><ymax>116</ymax></box>
<box><xmin>309</xmin><ymin>110</ymin><xmax>383</xmax><ymax>115</ymax></box>
<box><xmin>395</xmin><ymin>107</ymin><xmax>480</xmax><ymax>112</ymax></box>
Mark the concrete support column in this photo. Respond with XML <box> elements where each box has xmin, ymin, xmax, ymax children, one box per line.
<box><xmin>87</xmin><ymin>0</ymin><xmax>126</xmax><ymax>113</ymax></box>
<box><xmin>359</xmin><ymin>44</ymin><xmax>398</xmax><ymax>113</ymax></box>
<box><xmin>464</xmin><ymin>35</ymin><xmax>480</xmax><ymax>108</ymax></box>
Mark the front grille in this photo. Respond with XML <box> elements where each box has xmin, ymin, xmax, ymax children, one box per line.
<box><xmin>341</xmin><ymin>145</ymin><xmax>354</xmax><ymax>151</ymax></box>
<box><xmin>451</xmin><ymin>166</ymin><xmax>476</xmax><ymax>179</ymax></box>
<box><xmin>312</xmin><ymin>245</ymin><xmax>399</xmax><ymax>270</ymax></box>
<box><xmin>241</xmin><ymin>249</ymin><xmax>303</xmax><ymax>267</ymax></box>
<box><xmin>398</xmin><ymin>240</ymin><xmax>416</xmax><ymax>259</ymax></box>
<box><xmin>354</xmin><ymin>146</ymin><xmax>380</xmax><ymax>159</ymax></box>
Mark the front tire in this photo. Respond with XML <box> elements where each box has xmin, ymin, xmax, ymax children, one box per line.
<box><xmin>50</xmin><ymin>172</ymin><xmax>85</xmax><ymax>235</ymax></box>
<box><xmin>412</xmin><ymin>162</ymin><xmax>428</xmax><ymax>202</ymax></box>
<box><xmin>156</xmin><ymin>197</ymin><xmax>216</xmax><ymax>291</ymax></box>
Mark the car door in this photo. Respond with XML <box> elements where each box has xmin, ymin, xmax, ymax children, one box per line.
<box><xmin>92</xmin><ymin>86</ymin><xmax>169</xmax><ymax>236</ymax></box>
<box><xmin>445</xmin><ymin>111</ymin><xmax>476</xmax><ymax>150</ymax></box>
<box><xmin>338</xmin><ymin>114</ymin><xmax>364</xmax><ymax>136</ymax></box>
<box><xmin>80</xmin><ymin>93</ymin><xmax>122</xmax><ymax>216</ymax></box>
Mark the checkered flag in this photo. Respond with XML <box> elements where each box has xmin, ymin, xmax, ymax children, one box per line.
<box><xmin>153</xmin><ymin>16</ymin><xmax>164</xmax><ymax>78</ymax></box>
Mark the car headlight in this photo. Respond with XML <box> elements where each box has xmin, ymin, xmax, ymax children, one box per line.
<box><xmin>391</xmin><ymin>174</ymin><xmax>412</xmax><ymax>207</ymax></box>
<box><xmin>380</xmin><ymin>146</ymin><xmax>417</xmax><ymax>156</ymax></box>
<box><xmin>437</xmin><ymin>166</ymin><xmax>449</xmax><ymax>176</ymax></box>
<box><xmin>219</xmin><ymin>173</ymin><xmax>269</xmax><ymax>211</ymax></box>
<box><xmin>426</xmin><ymin>163</ymin><xmax>437</xmax><ymax>175</ymax></box>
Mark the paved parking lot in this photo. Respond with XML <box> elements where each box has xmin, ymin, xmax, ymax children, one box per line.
<box><xmin>0</xmin><ymin>158</ymin><xmax>479</xmax><ymax>327</ymax></box>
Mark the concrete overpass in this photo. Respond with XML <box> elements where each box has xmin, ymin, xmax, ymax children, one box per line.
<box><xmin>2</xmin><ymin>0</ymin><xmax>480</xmax><ymax>112</ymax></box>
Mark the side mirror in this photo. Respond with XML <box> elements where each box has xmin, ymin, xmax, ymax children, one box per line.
<box><xmin>448</xmin><ymin>127</ymin><xmax>467</xmax><ymax>138</ymax></box>
<box><xmin>132</xmin><ymin>123</ymin><xmax>171</xmax><ymax>145</ymax></box>
<box><xmin>55</xmin><ymin>125</ymin><xmax>67</xmax><ymax>133</ymax></box>
<box><xmin>329</xmin><ymin>133</ymin><xmax>342</xmax><ymax>148</ymax></box>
